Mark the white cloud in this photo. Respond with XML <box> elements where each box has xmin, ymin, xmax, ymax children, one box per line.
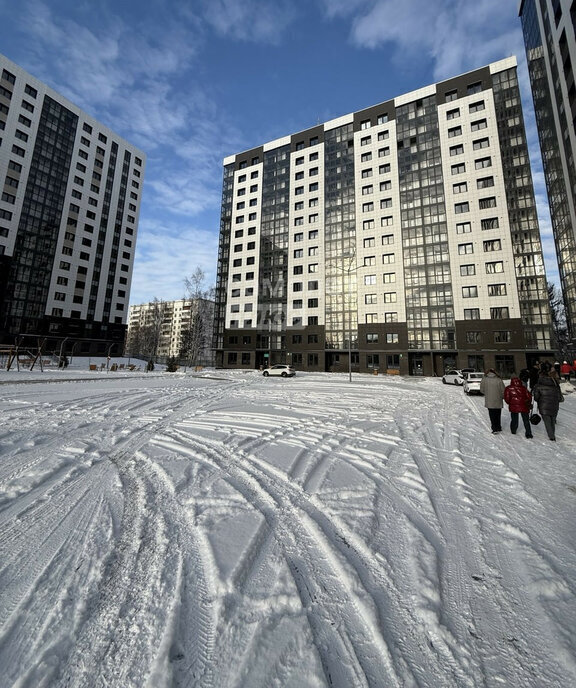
<box><xmin>200</xmin><ymin>0</ymin><xmax>297</xmax><ymax>44</ymax></box>
<box><xmin>130</xmin><ymin>221</ymin><xmax>219</xmax><ymax>305</ymax></box>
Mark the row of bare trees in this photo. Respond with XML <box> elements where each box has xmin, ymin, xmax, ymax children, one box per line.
<box><xmin>125</xmin><ymin>268</ymin><xmax>214</xmax><ymax>368</ymax></box>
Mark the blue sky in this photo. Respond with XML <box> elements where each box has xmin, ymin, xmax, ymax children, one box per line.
<box><xmin>0</xmin><ymin>0</ymin><xmax>558</xmax><ymax>304</ymax></box>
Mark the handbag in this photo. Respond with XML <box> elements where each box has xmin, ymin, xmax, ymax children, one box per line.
<box><xmin>530</xmin><ymin>412</ymin><xmax>541</xmax><ymax>425</ymax></box>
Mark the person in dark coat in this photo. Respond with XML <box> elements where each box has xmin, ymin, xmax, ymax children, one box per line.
<box><xmin>504</xmin><ymin>376</ymin><xmax>533</xmax><ymax>438</ymax></box>
<box><xmin>479</xmin><ymin>369</ymin><xmax>506</xmax><ymax>433</ymax></box>
<box><xmin>518</xmin><ymin>368</ymin><xmax>530</xmax><ymax>388</ymax></box>
<box><xmin>532</xmin><ymin>371</ymin><xmax>563</xmax><ymax>441</ymax></box>
<box><xmin>528</xmin><ymin>361</ymin><xmax>540</xmax><ymax>390</ymax></box>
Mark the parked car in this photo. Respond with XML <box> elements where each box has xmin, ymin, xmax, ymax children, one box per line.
<box><xmin>442</xmin><ymin>370</ymin><xmax>464</xmax><ymax>385</ymax></box>
<box><xmin>463</xmin><ymin>372</ymin><xmax>484</xmax><ymax>395</ymax></box>
<box><xmin>262</xmin><ymin>364</ymin><xmax>295</xmax><ymax>378</ymax></box>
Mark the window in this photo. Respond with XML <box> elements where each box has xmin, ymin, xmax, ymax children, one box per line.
<box><xmin>293</xmin><ymin>265</ymin><xmax>303</xmax><ymax>275</ymax></box>
<box><xmin>445</xmin><ymin>89</ymin><xmax>458</xmax><ymax>102</ymax></box>
<box><xmin>381</xmin><ymin>234</ymin><xmax>394</xmax><ymax>244</ymax></box>
<box><xmin>378</xmin><ymin>130</ymin><xmax>389</xmax><ymax>141</ymax></box>
<box><xmin>477</xmin><ymin>176</ymin><xmax>494</xmax><ymax>189</ymax></box>
<box><xmin>308</xmin><ymin>264</ymin><xmax>318</xmax><ymax>273</ymax></box>
<box><xmin>362</xmin><ymin>202</ymin><xmax>374</xmax><ymax>212</ymax></box>
<box><xmin>386</xmin><ymin>333</ymin><xmax>399</xmax><ymax>344</ymax></box>
<box><xmin>456</xmin><ymin>222</ymin><xmax>472</xmax><ymax>234</ymax></box>
<box><xmin>379</xmin><ymin>163</ymin><xmax>391</xmax><ymax>174</ymax></box>
<box><xmin>366</xmin><ymin>333</ymin><xmax>378</xmax><ymax>343</ymax></box>
<box><xmin>479</xmin><ymin>196</ymin><xmax>497</xmax><ymax>210</ymax></box>
<box><xmin>381</xmin><ymin>216</ymin><xmax>393</xmax><ymax>227</ymax></box>
<box><xmin>362</xmin><ymin>168</ymin><xmax>373</xmax><ymax>178</ymax></box>
<box><xmin>475</xmin><ymin>157</ymin><xmax>492</xmax><ymax>169</ymax></box>
<box><xmin>294</xmin><ymin>232</ymin><xmax>303</xmax><ymax>242</ymax></box>
<box><xmin>448</xmin><ymin>126</ymin><xmax>462</xmax><ymax>138</ymax></box>
<box><xmin>481</xmin><ymin>217</ymin><xmax>499</xmax><ymax>230</ymax></box>
<box><xmin>469</xmin><ymin>100</ymin><xmax>485</xmax><ymax>113</ymax></box>
<box><xmin>292</xmin><ymin>299</ymin><xmax>303</xmax><ymax>309</ymax></box>
<box><xmin>24</xmin><ymin>84</ymin><xmax>36</xmax><ymax>98</ymax></box>
<box><xmin>360</xmin><ymin>136</ymin><xmax>371</xmax><ymax>146</ymax></box>
<box><xmin>295</xmin><ymin>171</ymin><xmax>304</xmax><ymax>180</ymax></box>
<box><xmin>458</xmin><ymin>242</ymin><xmax>474</xmax><ymax>255</ymax></box>
<box><xmin>364</xmin><ymin>237</ymin><xmax>375</xmax><ymax>248</ymax></box>
<box><xmin>473</xmin><ymin>137</ymin><xmax>490</xmax><ymax>150</ymax></box>
<box><xmin>450</xmin><ymin>144</ymin><xmax>464</xmax><ymax>156</ymax></box>
<box><xmin>490</xmin><ymin>307</ymin><xmax>510</xmax><ymax>319</ymax></box>
<box><xmin>377</xmin><ymin>114</ymin><xmax>388</xmax><ymax>124</ymax></box>
<box><xmin>309</xmin><ymin>151</ymin><xmax>319</xmax><ymax>161</ymax></box>
<box><xmin>453</xmin><ymin>182</ymin><xmax>467</xmax><ymax>194</ymax></box>
<box><xmin>485</xmin><ymin>261</ymin><xmax>504</xmax><ymax>274</ymax></box>
<box><xmin>471</xmin><ymin>118</ymin><xmax>488</xmax><ymax>131</ymax></box>
<box><xmin>483</xmin><ymin>239</ymin><xmax>501</xmax><ymax>252</ymax></box>
<box><xmin>12</xmin><ymin>145</ymin><xmax>25</xmax><ymax>157</ymax></box>
<box><xmin>309</xmin><ymin>167</ymin><xmax>318</xmax><ymax>177</ymax></box>
<box><xmin>295</xmin><ymin>186</ymin><xmax>304</xmax><ymax>195</ymax></box>
<box><xmin>21</xmin><ymin>100</ymin><xmax>34</xmax><ymax>112</ymax></box>
<box><xmin>365</xmin><ymin>313</ymin><xmax>378</xmax><ymax>323</ymax></box>
<box><xmin>307</xmin><ymin>298</ymin><xmax>318</xmax><ymax>308</ymax></box>
<box><xmin>360</xmin><ymin>119</ymin><xmax>371</xmax><ymax>130</ymax></box>
<box><xmin>362</xmin><ymin>185</ymin><xmax>373</xmax><ymax>195</ymax></box>
<box><xmin>308</xmin><ymin>246</ymin><xmax>318</xmax><ymax>256</ymax></box>
<box><xmin>378</xmin><ymin>147</ymin><xmax>390</xmax><ymax>157</ymax></box>
<box><xmin>451</xmin><ymin>163</ymin><xmax>466</xmax><ymax>175</ymax></box>
<box><xmin>380</xmin><ymin>180</ymin><xmax>392</xmax><ymax>191</ymax></box>
<box><xmin>292</xmin><ymin>334</ymin><xmax>303</xmax><ymax>344</ymax></box>
<box><xmin>455</xmin><ymin>202</ymin><xmax>469</xmax><ymax>214</ymax></box>
<box><xmin>384</xmin><ymin>312</ymin><xmax>398</xmax><ymax>323</ymax></box>
<box><xmin>380</xmin><ymin>198</ymin><xmax>392</xmax><ymax>209</ymax></box>
<box><xmin>295</xmin><ymin>156</ymin><xmax>304</xmax><ymax>165</ymax></box>
<box><xmin>308</xmin><ymin>229</ymin><xmax>318</xmax><ymax>239</ymax></box>
<box><xmin>464</xmin><ymin>308</ymin><xmax>480</xmax><ymax>320</ymax></box>
<box><xmin>294</xmin><ymin>249</ymin><xmax>303</xmax><ymax>258</ymax></box>
<box><xmin>462</xmin><ymin>286</ymin><xmax>478</xmax><ymax>298</ymax></box>
<box><xmin>467</xmin><ymin>81</ymin><xmax>482</xmax><ymax>95</ymax></box>
<box><xmin>383</xmin><ymin>272</ymin><xmax>396</xmax><ymax>283</ymax></box>
<box><xmin>382</xmin><ymin>252</ymin><xmax>395</xmax><ymax>264</ymax></box>
<box><xmin>364</xmin><ymin>274</ymin><xmax>376</xmax><ymax>285</ymax></box>
<box><xmin>361</xmin><ymin>152</ymin><xmax>372</xmax><ymax>162</ymax></box>
<box><xmin>307</xmin><ymin>334</ymin><xmax>319</xmax><ymax>344</ymax></box>
<box><xmin>309</xmin><ymin>182</ymin><xmax>318</xmax><ymax>192</ymax></box>
<box><xmin>294</xmin><ymin>217</ymin><xmax>303</xmax><ymax>226</ymax></box>
<box><xmin>383</xmin><ymin>292</ymin><xmax>397</xmax><ymax>303</ymax></box>
<box><xmin>488</xmin><ymin>283</ymin><xmax>507</xmax><ymax>296</ymax></box>
<box><xmin>294</xmin><ymin>201</ymin><xmax>304</xmax><ymax>211</ymax></box>
<box><xmin>363</xmin><ymin>219</ymin><xmax>375</xmax><ymax>230</ymax></box>
<box><xmin>1</xmin><ymin>192</ymin><xmax>15</xmax><ymax>204</ymax></box>
<box><xmin>308</xmin><ymin>280</ymin><xmax>318</xmax><ymax>290</ymax></box>
<box><xmin>494</xmin><ymin>331</ymin><xmax>510</xmax><ymax>343</ymax></box>
<box><xmin>447</xmin><ymin>108</ymin><xmax>460</xmax><ymax>120</ymax></box>
<box><xmin>18</xmin><ymin>115</ymin><xmax>31</xmax><ymax>127</ymax></box>
<box><xmin>309</xmin><ymin>198</ymin><xmax>318</xmax><ymax>208</ymax></box>
<box><xmin>466</xmin><ymin>331</ymin><xmax>481</xmax><ymax>343</ymax></box>
<box><xmin>364</xmin><ymin>255</ymin><xmax>376</xmax><ymax>266</ymax></box>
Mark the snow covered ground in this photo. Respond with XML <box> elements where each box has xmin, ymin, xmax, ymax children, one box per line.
<box><xmin>0</xmin><ymin>362</ymin><xmax>575</xmax><ymax>688</ymax></box>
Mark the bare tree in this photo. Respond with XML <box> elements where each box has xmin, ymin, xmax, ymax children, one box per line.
<box><xmin>180</xmin><ymin>268</ymin><xmax>215</xmax><ymax>369</ymax></box>
<box><xmin>125</xmin><ymin>298</ymin><xmax>167</xmax><ymax>362</ymax></box>
<box><xmin>548</xmin><ymin>281</ymin><xmax>569</xmax><ymax>359</ymax></box>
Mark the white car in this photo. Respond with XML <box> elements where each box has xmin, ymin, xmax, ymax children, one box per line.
<box><xmin>463</xmin><ymin>372</ymin><xmax>484</xmax><ymax>395</ymax></box>
<box><xmin>442</xmin><ymin>370</ymin><xmax>464</xmax><ymax>385</ymax></box>
<box><xmin>262</xmin><ymin>364</ymin><xmax>295</xmax><ymax>378</ymax></box>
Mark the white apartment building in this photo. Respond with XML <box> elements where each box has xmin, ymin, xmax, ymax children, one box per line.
<box><xmin>214</xmin><ymin>58</ymin><xmax>552</xmax><ymax>376</ymax></box>
<box><xmin>127</xmin><ymin>299</ymin><xmax>214</xmax><ymax>364</ymax></box>
<box><xmin>0</xmin><ymin>53</ymin><xmax>145</xmax><ymax>356</ymax></box>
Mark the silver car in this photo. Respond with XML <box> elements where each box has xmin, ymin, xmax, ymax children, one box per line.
<box><xmin>463</xmin><ymin>372</ymin><xmax>484</xmax><ymax>395</ymax></box>
<box><xmin>262</xmin><ymin>364</ymin><xmax>295</xmax><ymax>378</ymax></box>
<box><xmin>442</xmin><ymin>370</ymin><xmax>464</xmax><ymax>385</ymax></box>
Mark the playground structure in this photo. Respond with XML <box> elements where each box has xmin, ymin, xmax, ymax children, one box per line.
<box><xmin>0</xmin><ymin>335</ymin><xmax>119</xmax><ymax>371</ymax></box>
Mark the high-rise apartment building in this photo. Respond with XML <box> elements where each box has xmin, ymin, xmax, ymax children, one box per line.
<box><xmin>519</xmin><ymin>0</ymin><xmax>576</xmax><ymax>340</ymax></box>
<box><xmin>0</xmin><ymin>54</ymin><xmax>145</xmax><ymax>355</ymax></box>
<box><xmin>214</xmin><ymin>57</ymin><xmax>552</xmax><ymax>376</ymax></box>
<box><xmin>126</xmin><ymin>298</ymin><xmax>214</xmax><ymax>365</ymax></box>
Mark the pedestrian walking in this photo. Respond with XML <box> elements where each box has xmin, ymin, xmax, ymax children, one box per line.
<box><xmin>533</xmin><ymin>369</ymin><xmax>563</xmax><ymax>441</ymax></box>
<box><xmin>504</xmin><ymin>375</ymin><xmax>533</xmax><ymax>438</ymax></box>
<box><xmin>479</xmin><ymin>369</ymin><xmax>506</xmax><ymax>434</ymax></box>
<box><xmin>560</xmin><ymin>361</ymin><xmax>572</xmax><ymax>382</ymax></box>
<box><xmin>528</xmin><ymin>361</ymin><xmax>540</xmax><ymax>391</ymax></box>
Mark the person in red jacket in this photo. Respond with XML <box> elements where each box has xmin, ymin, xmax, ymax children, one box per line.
<box><xmin>560</xmin><ymin>361</ymin><xmax>572</xmax><ymax>381</ymax></box>
<box><xmin>504</xmin><ymin>375</ymin><xmax>533</xmax><ymax>438</ymax></box>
